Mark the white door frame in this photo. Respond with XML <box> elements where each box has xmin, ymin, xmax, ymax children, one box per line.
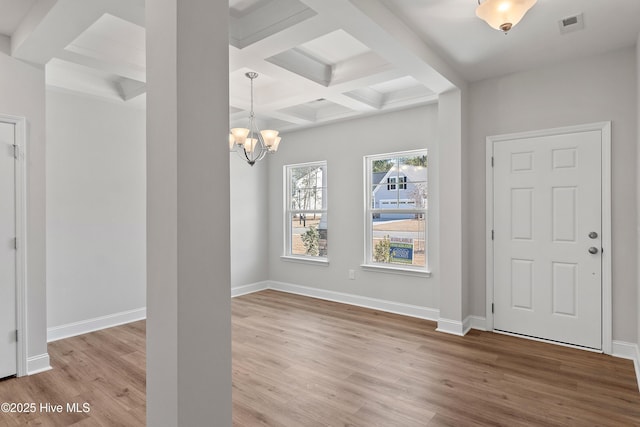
<box><xmin>485</xmin><ymin>122</ymin><xmax>612</xmax><ymax>354</ymax></box>
<box><xmin>1</xmin><ymin>114</ymin><xmax>28</xmax><ymax>376</ymax></box>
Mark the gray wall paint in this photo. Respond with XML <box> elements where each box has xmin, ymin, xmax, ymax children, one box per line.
<box><xmin>46</xmin><ymin>89</ymin><xmax>146</xmax><ymax>329</ymax></box>
<box><xmin>268</xmin><ymin>105</ymin><xmax>440</xmax><ymax>309</ymax></box>
<box><xmin>467</xmin><ymin>47</ymin><xmax>637</xmax><ymax>342</ymax></box>
<box><xmin>0</xmin><ymin>52</ymin><xmax>47</xmax><ymax>359</ymax></box>
<box><xmin>230</xmin><ymin>154</ymin><xmax>269</xmax><ymax>287</ymax></box>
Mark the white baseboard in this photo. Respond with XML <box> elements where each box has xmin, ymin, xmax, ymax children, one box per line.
<box><xmin>234</xmin><ymin>281</ymin><xmax>490</xmax><ymax>335</ymax></box>
<box><xmin>27</xmin><ymin>353</ymin><xmax>51</xmax><ymax>375</ymax></box>
<box><xmin>236</xmin><ymin>282</ymin><xmax>637</xmax><ymax>391</ymax></box>
<box><xmin>436</xmin><ymin>318</ymin><xmax>466</xmax><ymax>336</ymax></box>
<box><xmin>47</xmin><ymin>307</ymin><xmax>147</xmax><ymax>342</ymax></box>
<box><xmin>231</xmin><ymin>281</ymin><xmax>270</xmax><ymax>298</ymax></box>
<box><xmin>466</xmin><ymin>315</ymin><xmax>487</xmax><ymax>332</ymax></box>
<box><xmin>267</xmin><ymin>280</ymin><xmax>440</xmax><ymax>321</ymax></box>
<box><xmin>612</xmin><ymin>340</ymin><xmax>640</xmax><ymax>391</ymax></box>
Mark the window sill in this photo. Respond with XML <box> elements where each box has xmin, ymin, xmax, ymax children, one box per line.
<box><xmin>360</xmin><ymin>263</ymin><xmax>432</xmax><ymax>278</ymax></box>
<box><xmin>281</xmin><ymin>255</ymin><xmax>330</xmax><ymax>266</ymax></box>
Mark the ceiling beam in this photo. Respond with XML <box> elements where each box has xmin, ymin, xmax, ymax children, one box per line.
<box><xmin>57</xmin><ymin>50</ymin><xmax>146</xmax><ymax>82</ymax></box>
<box><xmin>12</xmin><ymin>0</ymin><xmax>144</xmax><ymax>66</ymax></box>
<box><xmin>299</xmin><ymin>0</ymin><xmax>466</xmax><ymax>93</ymax></box>
<box><xmin>230</xmin><ymin>14</ymin><xmax>340</xmax><ymax>72</ymax></box>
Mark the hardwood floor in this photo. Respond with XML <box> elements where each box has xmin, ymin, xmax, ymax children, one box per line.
<box><xmin>0</xmin><ymin>320</ymin><xmax>146</xmax><ymax>427</ymax></box>
<box><xmin>233</xmin><ymin>291</ymin><xmax>640</xmax><ymax>426</ymax></box>
<box><xmin>1</xmin><ymin>290</ymin><xmax>639</xmax><ymax>426</ymax></box>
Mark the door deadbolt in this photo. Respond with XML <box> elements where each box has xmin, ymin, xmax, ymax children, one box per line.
<box><xmin>588</xmin><ymin>247</ymin><xmax>599</xmax><ymax>254</ymax></box>
<box><xmin>589</xmin><ymin>232</ymin><xmax>598</xmax><ymax>239</ymax></box>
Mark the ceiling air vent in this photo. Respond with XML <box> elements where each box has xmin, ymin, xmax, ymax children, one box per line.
<box><xmin>559</xmin><ymin>13</ymin><xmax>584</xmax><ymax>34</ymax></box>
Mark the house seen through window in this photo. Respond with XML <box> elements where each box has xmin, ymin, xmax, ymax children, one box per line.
<box><xmin>386</xmin><ymin>176</ymin><xmax>407</xmax><ymax>190</ymax></box>
<box><xmin>365</xmin><ymin>150</ymin><xmax>428</xmax><ymax>272</ymax></box>
<box><xmin>284</xmin><ymin>161</ymin><xmax>328</xmax><ymax>260</ymax></box>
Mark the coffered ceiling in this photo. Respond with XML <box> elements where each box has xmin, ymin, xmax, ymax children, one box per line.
<box><xmin>2</xmin><ymin>0</ymin><xmax>639</xmax><ymax>131</ymax></box>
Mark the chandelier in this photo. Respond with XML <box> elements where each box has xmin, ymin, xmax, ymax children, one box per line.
<box><xmin>476</xmin><ymin>0</ymin><xmax>537</xmax><ymax>34</ymax></box>
<box><xmin>229</xmin><ymin>72</ymin><xmax>281</xmax><ymax>166</ymax></box>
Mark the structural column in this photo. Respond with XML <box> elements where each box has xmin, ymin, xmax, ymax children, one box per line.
<box><xmin>636</xmin><ymin>33</ymin><xmax>640</xmax><ymax>353</ymax></box>
<box><xmin>146</xmin><ymin>1</ymin><xmax>231</xmax><ymax>426</ymax></box>
<box><xmin>437</xmin><ymin>89</ymin><xmax>465</xmax><ymax>335</ymax></box>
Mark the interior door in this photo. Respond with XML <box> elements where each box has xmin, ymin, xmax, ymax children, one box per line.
<box><xmin>0</xmin><ymin>121</ymin><xmax>17</xmax><ymax>378</ymax></box>
<box><xmin>493</xmin><ymin>130</ymin><xmax>602</xmax><ymax>350</ymax></box>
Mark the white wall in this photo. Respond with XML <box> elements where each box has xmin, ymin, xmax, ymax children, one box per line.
<box><xmin>0</xmin><ymin>51</ymin><xmax>47</xmax><ymax>361</ymax></box>
<box><xmin>46</xmin><ymin>89</ymin><xmax>146</xmax><ymax>329</ymax></box>
<box><xmin>267</xmin><ymin>105</ymin><xmax>440</xmax><ymax>309</ymax></box>
<box><xmin>230</xmin><ymin>154</ymin><xmax>268</xmax><ymax>288</ymax></box>
<box><xmin>468</xmin><ymin>47</ymin><xmax>638</xmax><ymax>342</ymax></box>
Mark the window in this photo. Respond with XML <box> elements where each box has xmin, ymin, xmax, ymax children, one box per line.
<box><xmin>365</xmin><ymin>150</ymin><xmax>428</xmax><ymax>273</ymax></box>
<box><xmin>284</xmin><ymin>161</ymin><xmax>328</xmax><ymax>261</ymax></box>
<box><xmin>387</xmin><ymin>176</ymin><xmax>407</xmax><ymax>190</ymax></box>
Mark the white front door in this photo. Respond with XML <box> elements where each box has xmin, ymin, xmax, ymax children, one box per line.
<box><xmin>0</xmin><ymin>121</ymin><xmax>17</xmax><ymax>378</ymax></box>
<box><xmin>493</xmin><ymin>130</ymin><xmax>602</xmax><ymax>350</ymax></box>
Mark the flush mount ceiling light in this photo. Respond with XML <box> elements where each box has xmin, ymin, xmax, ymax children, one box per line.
<box><xmin>229</xmin><ymin>72</ymin><xmax>281</xmax><ymax>166</ymax></box>
<box><xmin>476</xmin><ymin>0</ymin><xmax>537</xmax><ymax>34</ymax></box>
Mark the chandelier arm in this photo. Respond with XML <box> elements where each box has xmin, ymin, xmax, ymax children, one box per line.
<box><xmin>242</xmin><ymin>148</ymin><xmax>257</xmax><ymax>166</ymax></box>
<box><xmin>255</xmin><ymin>146</ymin><xmax>268</xmax><ymax>163</ymax></box>
<box><xmin>243</xmin><ymin>148</ymin><xmax>251</xmax><ymax>163</ymax></box>
<box><xmin>235</xmin><ymin>148</ymin><xmax>249</xmax><ymax>163</ymax></box>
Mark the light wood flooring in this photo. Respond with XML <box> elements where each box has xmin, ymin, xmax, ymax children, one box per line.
<box><xmin>1</xmin><ymin>289</ymin><xmax>639</xmax><ymax>426</ymax></box>
<box><xmin>0</xmin><ymin>320</ymin><xmax>146</xmax><ymax>426</ymax></box>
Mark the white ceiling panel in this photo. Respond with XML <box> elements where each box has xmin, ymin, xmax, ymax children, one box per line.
<box><xmin>368</xmin><ymin>75</ymin><xmax>423</xmax><ymax>95</ymax></box>
<box><xmin>381</xmin><ymin>0</ymin><xmax>640</xmax><ymax>82</ymax></box>
<box><xmin>296</xmin><ymin>29</ymin><xmax>371</xmax><ymax>65</ymax></box>
<box><xmin>65</xmin><ymin>13</ymin><xmax>145</xmax><ymax>69</ymax></box>
<box><xmin>4</xmin><ymin>0</ymin><xmax>638</xmax><ymax>130</ymax></box>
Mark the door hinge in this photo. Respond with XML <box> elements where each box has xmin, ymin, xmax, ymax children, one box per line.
<box><xmin>13</xmin><ymin>237</ymin><xmax>17</xmax><ymax>250</ymax></box>
<box><xmin>15</xmin><ymin>330</ymin><xmax>18</xmax><ymax>342</ymax></box>
<box><xmin>13</xmin><ymin>144</ymin><xmax>18</xmax><ymax>159</ymax></box>
<box><xmin>491</xmin><ymin>303</ymin><xmax>494</xmax><ymax>314</ymax></box>
<box><xmin>491</xmin><ymin>156</ymin><xmax>494</xmax><ymax>167</ymax></box>
<box><xmin>491</xmin><ymin>230</ymin><xmax>494</xmax><ymax>240</ymax></box>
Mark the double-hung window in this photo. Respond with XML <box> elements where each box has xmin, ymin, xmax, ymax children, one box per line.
<box><xmin>284</xmin><ymin>161</ymin><xmax>328</xmax><ymax>261</ymax></box>
<box><xmin>364</xmin><ymin>150</ymin><xmax>428</xmax><ymax>273</ymax></box>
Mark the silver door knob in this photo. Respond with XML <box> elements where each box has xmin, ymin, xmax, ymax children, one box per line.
<box><xmin>588</xmin><ymin>247</ymin><xmax>599</xmax><ymax>254</ymax></box>
<box><xmin>589</xmin><ymin>232</ymin><xmax>598</xmax><ymax>239</ymax></box>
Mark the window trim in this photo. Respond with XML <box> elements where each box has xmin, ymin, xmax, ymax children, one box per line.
<box><xmin>283</xmin><ymin>160</ymin><xmax>328</xmax><ymax>261</ymax></box>
<box><xmin>363</xmin><ymin>149</ymin><xmax>429</xmax><ymax>274</ymax></box>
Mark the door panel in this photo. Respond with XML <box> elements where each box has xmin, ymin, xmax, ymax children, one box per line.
<box><xmin>0</xmin><ymin>121</ymin><xmax>17</xmax><ymax>378</ymax></box>
<box><xmin>493</xmin><ymin>130</ymin><xmax>602</xmax><ymax>350</ymax></box>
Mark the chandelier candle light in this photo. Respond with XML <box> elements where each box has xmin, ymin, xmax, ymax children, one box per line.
<box><xmin>476</xmin><ymin>0</ymin><xmax>537</xmax><ymax>34</ymax></box>
<box><xmin>229</xmin><ymin>72</ymin><xmax>281</xmax><ymax>166</ymax></box>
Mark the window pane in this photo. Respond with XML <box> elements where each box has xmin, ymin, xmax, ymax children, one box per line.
<box><xmin>370</xmin><ymin>156</ymin><xmax>427</xmax><ymax>210</ymax></box>
<box><xmin>398</xmin><ymin>154</ymin><xmax>428</xmax><ymax>174</ymax></box>
<box><xmin>371</xmin><ymin>215</ymin><xmax>426</xmax><ymax>267</ymax></box>
<box><xmin>290</xmin><ymin>166</ymin><xmax>325</xmax><ymax>210</ymax></box>
<box><xmin>371</xmin><ymin>159</ymin><xmax>394</xmax><ymax>173</ymax></box>
<box><xmin>366</xmin><ymin>150</ymin><xmax>428</xmax><ymax>271</ymax></box>
<box><xmin>290</xmin><ymin>213</ymin><xmax>327</xmax><ymax>257</ymax></box>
